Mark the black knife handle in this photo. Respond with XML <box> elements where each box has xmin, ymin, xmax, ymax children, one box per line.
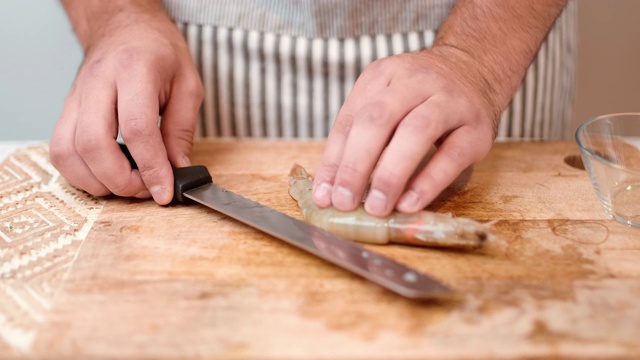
<box><xmin>119</xmin><ymin>143</ymin><xmax>136</xmax><ymax>168</ymax></box>
<box><xmin>172</xmin><ymin>166</ymin><xmax>212</xmax><ymax>203</ymax></box>
<box><xmin>119</xmin><ymin>143</ymin><xmax>212</xmax><ymax>203</ymax></box>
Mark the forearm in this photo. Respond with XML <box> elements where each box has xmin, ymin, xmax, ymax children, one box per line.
<box><xmin>60</xmin><ymin>0</ymin><xmax>167</xmax><ymax>51</ymax></box>
<box><xmin>433</xmin><ymin>0</ymin><xmax>568</xmax><ymax>118</ymax></box>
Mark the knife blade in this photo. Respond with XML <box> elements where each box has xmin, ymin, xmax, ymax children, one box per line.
<box><xmin>120</xmin><ymin>144</ymin><xmax>453</xmax><ymax>299</ymax></box>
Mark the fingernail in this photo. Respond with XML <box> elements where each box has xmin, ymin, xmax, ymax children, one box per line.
<box><xmin>149</xmin><ymin>185</ymin><xmax>171</xmax><ymax>205</ymax></box>
<box><xmin>332</xmin><ymin>186</ymin><xmax>354</xmax><ymax>210</ymax></box>
<box><xmin>135</xmin><ymin>190</ymin><xmax>151</xmax><ymax>198</ymax></box>
<box><xmin>313</xmin><ymin>182</ymin><xmax>333</xmax><ymax>207</ymax></box>
<box><xmin>398</xmin><ymin>189</ymin><xmax>421</xmax><ymax>212</ymax></box>
<box><xmin>365</xmin><ymin>189</ymin><xmax>388</xmax><ymax>216</ymax></box>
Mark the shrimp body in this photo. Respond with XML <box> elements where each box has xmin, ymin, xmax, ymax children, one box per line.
<box><xmin>288</xmin><ymin>164</ymin><xmax>490</xmax><ymax>249</ymax></box>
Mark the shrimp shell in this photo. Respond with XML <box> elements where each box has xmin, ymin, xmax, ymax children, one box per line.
<box><xmin>288</xmin><ymin>164</ymin><xmax>490</xmax><ymax>249</ymax></box>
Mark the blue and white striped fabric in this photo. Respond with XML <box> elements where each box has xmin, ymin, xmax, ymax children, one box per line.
<box><xmin>162</xmin><ymin>0</ymin><xmax>577</xmax><ymax>140</ymax></box>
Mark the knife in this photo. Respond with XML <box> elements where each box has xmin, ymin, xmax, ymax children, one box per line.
<box><xmin>120</xmin><ymin>144</ymin><xmax>453</xmax><ymax>299</ymax></box>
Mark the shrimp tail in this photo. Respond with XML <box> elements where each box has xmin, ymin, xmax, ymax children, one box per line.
<box><xmin>288</xmin><ymin>163</ymin><xmax>310</xmax><ymax>187</ymax></box>
<box><xmin>288</xmin><ymin>164</ymin><xmax>320</xmax><ymax>219</ymax></box>
<box><xmin>388</xmin><ymin>212</ymin><xmax>489</xmax><ymax>249</ymax></box>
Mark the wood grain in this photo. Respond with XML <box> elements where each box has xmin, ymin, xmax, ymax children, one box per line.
<box><xmin>2</xmin><ymin>139</ymin><xmax>639</xmax><ymax>359</ymax></box>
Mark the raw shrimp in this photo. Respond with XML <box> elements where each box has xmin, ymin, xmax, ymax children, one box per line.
<box><xmin>288</xmin><ymin>164</ymin><xmax>491</xmax><ymax>249</ymax></box>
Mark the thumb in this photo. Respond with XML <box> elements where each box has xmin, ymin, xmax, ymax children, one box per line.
<box><xmin>160</xmin><ymin>75</ymin><xmax>203</xmax><ymax>167</ymax></box>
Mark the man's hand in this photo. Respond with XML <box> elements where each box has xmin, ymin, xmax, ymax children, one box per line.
<box><xmin>50</xmin><ymin>0</ymin><xmax>203</xmax><ymax>204</ymax></box>
<box><xmin>312</xmin><ymin>0</ymin><xmax>568</xmax><ymax>217</ymax></box>
<box><xmin>312</xmin><ymin>47</ymin><xmax>497</xmax><ymax>217</ymax></box>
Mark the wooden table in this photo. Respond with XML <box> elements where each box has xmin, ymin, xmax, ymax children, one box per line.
<box><xmin>1</xmin><ymin>140</ymin><xmax>639</xmax><ymax>359</ymax></box>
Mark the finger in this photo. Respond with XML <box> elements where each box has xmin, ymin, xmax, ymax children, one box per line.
<box><xmin>312</xmin><ymin>61</ymin><xmax>391</xmax><ymax>207</ymax></box>
<box><xmin>74</xmin><ymin>78</ymin><xmax>149</xmax><ymax>198</ymax></box>
<box><xmin>50</xmin><ymin>88</ymin><xmax>112</xmax><ymax>197</ymax></box>
<box><xmin>329</xmin><ymin>84</ymin><xmax>427</xmax><ymax>212</ymax></box>
<box><xmin>160</xmin><ymin>73</ymin><xmax>202</xmax><ymax>168</ymax></box>
<box><xmin>117</xmin><ymin>71</ymin><xmax>174</xmax><ymax>205</ymax></box>
<box><xmin>363</xmin><ymin>98</ymin><xmax>453</xmax><ymax>216</ymax></box>
<box><xmin>396</xmin><ymin>127</ymin><xmax>491</xmax><ymax>213</ymax></box>
<box><xmin>311</xmin><ymin>114</ymin><xmax>350</xmax><ymax>208</ymax></box>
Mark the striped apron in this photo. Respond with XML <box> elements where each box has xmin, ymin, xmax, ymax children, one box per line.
<box><xmin>162</xmin><ymin>0</ymin><xmax>577</xmax><ymax>140</ymax></box>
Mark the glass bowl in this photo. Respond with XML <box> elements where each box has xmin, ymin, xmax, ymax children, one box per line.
<box><xmin>576</xmin><ymin>113</ymin><xmax>640</xmax><ymax>228</ymax></box>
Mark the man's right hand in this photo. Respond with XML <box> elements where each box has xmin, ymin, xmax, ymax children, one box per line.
<box><xmin>50</xmin><ymin>0</ymin><xmax>203</xmax><ymax>204</ymax></box>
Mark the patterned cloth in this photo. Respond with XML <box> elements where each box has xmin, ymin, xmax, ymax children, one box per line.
<box><xmin>163</xmin><ymin>0</ymin><xmax>577</xmax><ymax>140</ymax></box>
<box><xmin>0</xmin><ymin>144</ymin><xmax>105</xmax><ymax>352</ymax></box>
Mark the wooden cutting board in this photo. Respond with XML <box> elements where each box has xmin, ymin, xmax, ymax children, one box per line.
<box><xmin>1</xmin><ymin>140</ymin><xmax>639</xmax><ymax>359</ymax></box>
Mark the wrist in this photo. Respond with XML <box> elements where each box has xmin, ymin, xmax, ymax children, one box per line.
<box><xmin>424</xmin><ymin>44</ymin><xmax>503</xmax><ymax>128</ymax></box>
<box><xmin>432</xmin><ymin>0</ymin><xmax>568</xmax><ymax>115</ymax></box>
<box><xmin>61</xmin><ymin>0</ymin><xmax>168</xmax><ymax>51</ymax></box>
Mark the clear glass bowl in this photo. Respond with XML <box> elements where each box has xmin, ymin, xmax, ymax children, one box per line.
<box><xmin>576</xmin><ymin>113</ymin><xmax>640</xmax><ymax>228</ymax></box>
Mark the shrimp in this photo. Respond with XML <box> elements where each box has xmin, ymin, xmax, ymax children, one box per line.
<box><xmin>288</xmin><ymin>164</ymin><xmax>491</xmax><ymax>250</ymax></box>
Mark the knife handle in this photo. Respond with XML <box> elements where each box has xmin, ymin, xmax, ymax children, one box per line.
<box><xmin>119</xmin><ymin>143</ymin><xmax>213</xmax><ymax>203</ymax></box>
<box><xmin>172</xmin><ymin>166</ymin><xmax>213</xmax><ymax>203</ymax></box>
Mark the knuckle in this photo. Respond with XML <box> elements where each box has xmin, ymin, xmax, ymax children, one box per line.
<box><xmin>115</xmin><ymin>47</ymin><xmax>148</xmax><ymax>71</ymax></box>
<box><xmin>332</xmin><ymin>113</ymin><xmax>355</xmax><ymax>135</ymax></box>
<box><xmin>74</xmin><ymin>133</ymin><xmax>102</xmax><ymax>157</ymax></box>
<box><xmin>314</xmin><ymin>162</ymin><xmax>338</xmax><ymax>183</ymax></box>
<box><xmin>410</xmin><ymin>172</ymin><xmax>438</xmax><ymax>200</ymax></box>
<box><xmin>318</xmin><ymin>162</ymin><xmax>339</xmax><ymax>175</ymax></box>
<box><xmin>440</xmin><ymin>144</ymin><xmax>468</xmax><ymax>165</ymax></box>
<box><xmin>366</xmin><ymin>57</ymin><xmax>392</xmax><ymax>75</ymax></box>
<box><xmin>137</xmin><ymin>161</ymin><xmax>165</xmax><ymax>178</ymax></box>
<box><xmin>182</xmin><ymin>75</ymin><xmax>204</xmax><ymax>101</ymax></box>
<box><xmin>120</xmin><ymin>117</ymin><xmax>154</xmax><ymax>139</ymax></box>
<box><xmin>335</xmin><ymin>161</ymin><xmax>364</xmax><ymax>188</ymax></box>
<box><xmin>82</xmin><ymin>58</ymin><xmax>107</xmax><ymax>82</ymax></box>
<box><xmin>359</xmin><ymin>104</ymin><xmax>391</xmax><ymax>126</ymax></box>
<box><xmin>65</xmin><ymin>175</ymin><xmax>111</xmax><ymax>198</ymax></box>
<box><xmin>443</xmin><ymin>147</ymin><xmax>467</xmax><ymax>164</ymax></box>
<box><xmin>372</xmin><ymin>168</ymin><xmax>404</xmax><ymax>192</ymax></box>
<box><xmin>108</xmin><ymin>178</ymin><xmax>135</xmax><ymax>196</ymax></box>
<box><xmin>49</xmin><ymin>141</ymin><xmax>74</xmax><ymax>169</ymax></box>
<box><xmin>404</xmin><ymin>114</ymin><xmax>432</xmax><ymax>134</ymax></box>
<box><xmin>172</xmin><ymin>127</ymin><xmax>195</xmax><ymax>146</ymax></box>
<box><xmin>339</xmin><ymin>161</ymin><xmax>361</xmax><ymax>178</ymax></box>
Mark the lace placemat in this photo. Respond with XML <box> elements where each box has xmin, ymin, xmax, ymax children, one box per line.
<box><xmin>0</xmin><ymin>144</ymin><xmax>106</xmax><ymax>352</ymax></box>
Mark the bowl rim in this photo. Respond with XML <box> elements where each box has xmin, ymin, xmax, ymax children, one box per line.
<box><xmin>575</xmin><ymin>112</ymin><xmax>640</xmax><ymax>174</ymax></box>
